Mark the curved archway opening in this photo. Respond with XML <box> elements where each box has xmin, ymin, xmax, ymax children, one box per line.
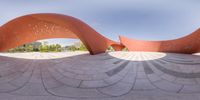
<box><xmin>0</xmin><ymin>13</ymin><xmax>120</xmax><ymax>55</ymax></box>
<box><xmin>3</xmin><ymin>38</ymin><xmax>90</xmax><ymax>59</ymax></box>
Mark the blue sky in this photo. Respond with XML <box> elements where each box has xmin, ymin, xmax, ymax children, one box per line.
<box><xmin>0</xmin><ymin>0</ymin><xmax>200</xmax><ymax>46</ymax></box>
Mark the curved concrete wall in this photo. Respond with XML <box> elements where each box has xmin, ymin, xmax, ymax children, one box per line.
<box><xmin>120</xmin><ymin>28</ymin><xmax>200</xmax><ymax>54</ymax></box>
<box><xmin>0</xmin><ymin>13</ymin><xmax>120</xmax><ymax>55</ymax></box>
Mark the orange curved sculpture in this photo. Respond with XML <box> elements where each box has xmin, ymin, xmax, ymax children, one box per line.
<box><xmin>0</xmin><ymin>13</ymin><xmax>120</xmax><ymax>55</ymax></box>
<box><xmin>1</xmin><ymin>13</ymin><xmax>200</xmax><ymax>54</ymax></box>
<box><xmin>119</xmin><ymin>28</ymin><xmax>200</xmax><ymax>54</ymax></box>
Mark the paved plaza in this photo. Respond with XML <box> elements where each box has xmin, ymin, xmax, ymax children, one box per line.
<box><xmin>0</xmin><ymin>51</ymin><xmax>200</xmax><ymax>100</ymax></box>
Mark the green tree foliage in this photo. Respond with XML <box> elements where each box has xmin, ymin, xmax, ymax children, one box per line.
<box><xmin>67</xmin><ymin>45</ymin><xmax>77</xmax><ymax>51</ymax></box>
<box><xmin>7</xmin><ymin>41</ymin><xmax>88</xmax><ymax>52</ymax></box>
<box><xmin>39</xmin><ymin>44</ymin><xmax>62</xmax><ymax>52</ymax></box>
<box><xmin>79</xmin><ymin>43</ymin><xmax>87</xmax><ymax>51</ymax></box>
<box><xmin>55</xmin><ymin>44</ymin><xmax>62</xmax><ymax>52</ymax></box>
<box><xmin>39</xmin><ymin>44</ymin><xmax>48</xmax><ymax>52</ymax></box>
<box><xmin>66</xmin><ymin>42</ymin><xmax>87</xmax><ymax>51</ymax></box>
<box><xmin>7</xmin><ymin>42</ymin><xmax>42</xmax><ymax>52</ymax></box>
<box><xmin>107</xmin><ymin>46</ymin><xmax>114</xmax><ymax>51</ymax></box>
<box><xmin>25</xmin><ymin>45</ymin><xmax>33</xmax><ymax>52</ymax></box>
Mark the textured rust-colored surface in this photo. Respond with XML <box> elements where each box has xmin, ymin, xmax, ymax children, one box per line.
<box><xmin>1</xmin><ymin>13</ymin><xmax>200</xmax><ymax>55</ymax></box>
<box><xmin>0</xmin><ymin>13</ymin><xmax>119</xmax><ymax>55</ymax></box>
<box><xmin>111</xmin><ymin>44</ymin><xmax>125</xmax><ymax>51</ymax></box>
<box><xmin>120</xmin><ymin>28</ymin><xmax>200</xmax><ymax>54</ymax></box>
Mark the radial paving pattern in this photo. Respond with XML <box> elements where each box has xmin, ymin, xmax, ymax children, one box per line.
<box><xmin>0</xmin><ymin>51</ymin><xmax>200</xmax><ymax>100</ymax></box>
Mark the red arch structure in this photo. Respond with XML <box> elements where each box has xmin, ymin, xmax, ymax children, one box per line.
<box><xmin>0</xmin><ymin>13</ymin><xmax>200</xmax><ymax>55</ymax></box>
<box><xmin>120</xmin><ymin>28</ymin><xmax>200</xmax><ymax>54</ymax></box>
<box><xmin>0</xmin><ymin>13</ymin><xmax>121</xmax><ymax>55</ymax></box>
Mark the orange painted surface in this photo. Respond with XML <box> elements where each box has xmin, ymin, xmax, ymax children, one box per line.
<box><xmin>0</xmin><ymin>13</ymin><xmax>120</xmax><ymax>55</ymax></box>
<box><xmin>111</xmin><ymin>44</ymin><xmax>125</xmax><ymax>51</ymax></box>
<box><xmin>1</xmin><ymin>13</ymin><xmax>200</xmax><ymax>55</ymax></box>
<box><xmin>119</xmin><ymin>28</ymin><xmax>200</xmax><ymax>54</ymax></box>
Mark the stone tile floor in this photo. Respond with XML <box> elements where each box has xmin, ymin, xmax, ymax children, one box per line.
<box><xmin>0</xmin><ymin>51</ymin><xmax>200</xmax><ymax>100</ymax></box>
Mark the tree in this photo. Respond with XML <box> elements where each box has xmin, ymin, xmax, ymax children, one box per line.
<box><xmin>7</xmin><ymin>41</ymin><xmax>87</xmax><ymax>52</ymax></box>
<box><xmin>66</xmin><ymin>42</ymin><xmax>87</xmax><ymax>51</ymax></box>
<box><xmin>25</xmin><ymin>45</ymin><xmax>33</xmax><ymax>52</ymax></box>
<box><xmin>55</xmin><ymin>44</ymin><xmax>61</xmax><ymax>52</ymax></box>
<box><xmin>67</xmin><ymin>45</ymin><xmax>77</xmax><ymax>51</ymax></box>
<box><xmin>107</xmin><ymin>46</ymin><xmax>114</xmax><ymax>51</ymax></box>
<box><xmin>39</xmin><ymin>44</ymin><xmax>48</xmax><ymax>52</ymax></box>
<box><xmin>79</xmin><ymin>42</ymin><xmax>87</xmax><ymax>51</ymax></box>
